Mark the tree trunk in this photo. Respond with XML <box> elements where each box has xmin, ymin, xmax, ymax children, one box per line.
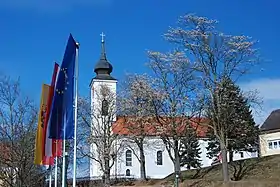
<box><xmin>174</xmin><ymin>140</ymin><xmax>181</xmax><ymax>187</ymax></box>
<box><xmin>220</xmin><ymin>141</ymin><xmax>230</xmax><ymax>182</ymax></box>
<box><xmin>104</xmin><ymin>154</ymin><xmax>111</xmax><ymax>187</ymax></box>
<box><xmin>229</xmin><ymin>150</ymin><xmax>233</xmax><ymax>162</ymax></box>
<box><xmin>139</xmin><ymin>140</ymin><xmax>147</xmax><ymax>180</ymax></box>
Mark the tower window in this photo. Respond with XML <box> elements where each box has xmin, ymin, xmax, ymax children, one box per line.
<box><xmin>126</xmin><ymin>150</ymin><xmax>132</xmax><ymax>166</ymax></box>
<box><xmin>101</xmin><ymin>99</ymin><xmax>109</xmax><ymax>116</ymax></box>
<box><xmin>126</xmin><ymin>169</ymin><xmax>130</xmax><ymax>176</ymax></box>
<box><xmin>156</xmin><ymin>151</ymin><xmax>163</xmax><ymax>165</ymax></box>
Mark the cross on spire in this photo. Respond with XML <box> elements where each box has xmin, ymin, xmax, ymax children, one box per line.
<box><xmin>100</xmin><ymin>32</ymin><xmax>105</xmax><ymax>43</ymax></box>
<box><xmin>93</xmin><ymin>32</ymin><xmax>115</xmax><ymax>80</ymax></box>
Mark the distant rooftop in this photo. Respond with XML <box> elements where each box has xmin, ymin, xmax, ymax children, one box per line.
<box><xmin>260</xmin><ymin>109</ymin><xmax>280</xmax><ymax>132</ymax></box>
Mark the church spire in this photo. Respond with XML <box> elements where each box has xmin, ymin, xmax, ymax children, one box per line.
<box><xmin>100</xmin><ymin>32</ymin><xmax>107</xmax><ymax>61</ymax></box>
<box><xmin>93</xmin><ymin>32</ymin><xmax>115</xmax><ymax>80</ymax></box>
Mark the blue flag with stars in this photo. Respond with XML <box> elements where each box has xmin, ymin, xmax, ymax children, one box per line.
<box><xmin>48</xmin><ymin>34</ymin><xmax>78</xmax><ymax>139</ymax></box>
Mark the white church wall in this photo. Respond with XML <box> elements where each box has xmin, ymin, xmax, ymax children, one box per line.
<box><xmin>114</xmin><ymin>137</ymin><xmax>214</xmax><ymax>179</ymax></box>
<box><xmin>110</xmin><ymin>137</ymin><xmax>258</xmax><ymax>179</ymax></box>
<box><xmin>115</xmin><ymin>137</ymin><xmax>173</xmax><ymax>179</ymax></box>
<box><xmin>89</xmin><ymin>133</ymin><xmax>258</xmax><ymax>179</ymax></box>
<box><xmin>89</xmin><ymin>143</ymin><xmax>103</xmax><ymax>179</ymax></box>
<box><xmin>230</xmin><ymin>150</ymin><xmax>258</xmax><ymax>161</ymax></box>
<box><xmin>196</xmin><ymin>140</ymin><xmax>213</xmax><ymax>168</ymax></box>
<box><xmin>145</xmin><ymin>142</ymin><xmax>174</xmax><ymax>179</ymax></box>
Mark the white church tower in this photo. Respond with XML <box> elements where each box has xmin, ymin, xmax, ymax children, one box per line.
<box><xmin>89</xmin><ymin>33</ymin><xmax>117</xmax><ymax>179</ymax></box>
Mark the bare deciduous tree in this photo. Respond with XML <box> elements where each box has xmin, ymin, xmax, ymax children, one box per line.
<box><xmin>118</xmin><ymin>74</ymin><xmax>160</xmax><ymax>180</ymax></box>
<box><xmin>0</xmin><ymin>76</ymin><xmax>46</xmax><ymax>187</ymax></box>
<box><xmin>163</xmin><ymin>13</ymin><xmax>260</xmax><ymax>182</ymax></box>
<box><xmin>146</xmin><ymin>51</ymin><xmax>204</xmax><ymax>184</ymax></box>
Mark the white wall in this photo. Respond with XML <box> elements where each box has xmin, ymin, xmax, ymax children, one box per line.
<box><xmin>259</xmin><ymin>131</ymin><xmax>280</xmax><ymax>157</ymax></box>
<box><xmin>89</xmin><ymin>79</ymin><xmax>118</xmax><ymax>179</ymax></box>
<box><xmin>89</xmin><ymin>143</ymin><xmax>102</xmax><ymax>179</ymax></box>
<box><xmin>113</xmin><ymin>137</ymin><xmax>172</xmax><ymax>179</ymax></box>
<box><xmin>113</xmin><ymin>137</ymin><xmax>214</xmax><ymax>179</ymax></box>
<box><xmin>90</xmin><ymin>79</ymin><xmax>117</xmax><ymax>122</ymax></box>
<box><xmin>231</xmin><ymin>150</ymin><xmax>257</xmax><ymax>161</ymax></box>
<box><xmin>110</xmin><ymin>137</ymin><xmax>258</xmax><ymax>179</ymax></box>
<box><xmin>197</xmin><ymin>140</ymin><xmax>213</xmax><ymax>167</ymax></box>
<box><xmin>89</xmin><ymin>135</ymin><xmax>258</xmax><ymax>179</ymax></box>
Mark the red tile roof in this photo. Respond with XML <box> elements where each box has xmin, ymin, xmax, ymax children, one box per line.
<box><xmin>112</xmin><ymin>116</ymin><xmax>209</xmax><ymax>137</ymax></box>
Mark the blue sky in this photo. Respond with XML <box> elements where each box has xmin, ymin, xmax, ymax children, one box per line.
<box><xmin>0</xmin><ymin>0</ymin><xmax>279</xmax><ymax>124</ymax></box>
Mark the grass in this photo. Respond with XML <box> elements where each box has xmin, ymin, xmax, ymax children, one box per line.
<box><xmin>115</xmin><ymin>154</ymin><xmax>280</xmax><ymax>187</ymax></box>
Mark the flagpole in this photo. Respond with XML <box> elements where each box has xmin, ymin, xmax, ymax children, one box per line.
<box><xmin>54</xmin><ymin>156</ymin><xmax>58</xmax><ymax>187</ymax></box>
<box><xmin>62</xmin><ymin>139</ymin><xmax>66</xmax><ymax>187</ymax></box>
<box><xmin>72</xmin><ymin>42</ymin><xmax>80</xmax><ymax>187</ymax></box>
<box><xmin>49</xmin><ymin>166</ymin><xmax>52</xmax><ymax>187</ymax></box>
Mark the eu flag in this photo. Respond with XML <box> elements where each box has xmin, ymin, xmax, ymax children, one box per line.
<box><xmin>48</xmin><ymin>34</ymin><xmax>78</xmax><ymax>139</ymax></box>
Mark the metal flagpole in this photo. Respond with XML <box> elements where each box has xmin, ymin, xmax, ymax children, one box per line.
<box><xmin>49</xmin><ymin>166</ymin><xmax>52</xmax><ymax>187</ymax></box>
<box><xmin>72</xmin><ymin>42</ymin><xmax>80</xmax><ymax>187</ymax></box>
<box><xmin>61</xmin><ymin>139</ymin><xmax>66</xmax><ymax>187</ymax></box>
<box><xmin>54</xmin><ymin>156</ymin><xmax>58</xmax><ymax>187</ymax></box>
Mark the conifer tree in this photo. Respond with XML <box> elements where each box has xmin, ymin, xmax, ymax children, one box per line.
<box><xmin>206</xmin><ymin>77</ymin><xmax>259</xmax><ymax>161</ymax></box>
<box><xmin>179</xmin><ymin>126</ymin><xmax>202</xmax><ymax>169</ymax></box>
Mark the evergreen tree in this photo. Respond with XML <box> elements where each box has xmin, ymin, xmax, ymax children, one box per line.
<box><xmin>180</xmin><ymin>126</ymin><xmax>202</xmax><ymax>169</ymax></box>
<box><xmin>206</xmin><ymin>77</ymin><xmax>259</xmax><ymax>161</ymax></box>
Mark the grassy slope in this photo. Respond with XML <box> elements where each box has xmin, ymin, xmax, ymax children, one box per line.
<box><xmin>126</xmin><ymin>154</ymin><xmax>280</xmax><ymax>186</ymax></box>
<box><xmin>167</xmin><ymin>154</ymin><xmax>280</xmax><ymax>181</ymax></box>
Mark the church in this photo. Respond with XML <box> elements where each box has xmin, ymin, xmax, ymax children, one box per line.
<box><xmin>88</xmin><ymin>34</ymin><xmax>258</xmax><ymax>180</ymax></box>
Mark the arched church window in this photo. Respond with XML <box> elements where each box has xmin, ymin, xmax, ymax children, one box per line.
<box><xmin>101</xmin><ymin>99</ymin><xmax>109</xmax><ymax>116</ymax></box>
<box><xmin>125</xmin><ymin>150</ymin><xmax>132</xmax><ymax>166</ymax></box>
<box><xmin>157</xmin><ymin>150</ymin><xmax>163</xmax><ymax>165</ymax></box>
<box><xmin>126</xmin><ymin>169</ymin><xmax>130</xmax><ymax>176</ymax></box>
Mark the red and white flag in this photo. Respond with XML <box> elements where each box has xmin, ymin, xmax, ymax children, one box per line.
<box><xmin>43</xmin><ymin>63</ymin><xmax>62</xmax><ymax>164</ymax></box>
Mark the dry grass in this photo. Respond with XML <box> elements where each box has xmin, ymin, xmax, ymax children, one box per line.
<box><xmin>165</xmin><ymin>154</ymin><xmax>280</xmax><ymax>181</ymax></box>
<box><xmin>115</xmin><ymin>181</ymin><xmax>280</xmax><ymax>187</ymax></box>
<box><xmin>114</xmin><ymin>155</ymin><xmax>280</xmax><ymax>187</ymax></box>
<box><xmin>180</xmin><ymin>180</ymin><xmax>280</xmax><ymax>187</ymax></box>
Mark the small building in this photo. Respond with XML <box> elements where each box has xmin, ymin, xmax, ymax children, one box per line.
<box><xmin>259</xmin><ymin>109</ymin><xmax>280</xmax><ymax>157</ymax></box>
